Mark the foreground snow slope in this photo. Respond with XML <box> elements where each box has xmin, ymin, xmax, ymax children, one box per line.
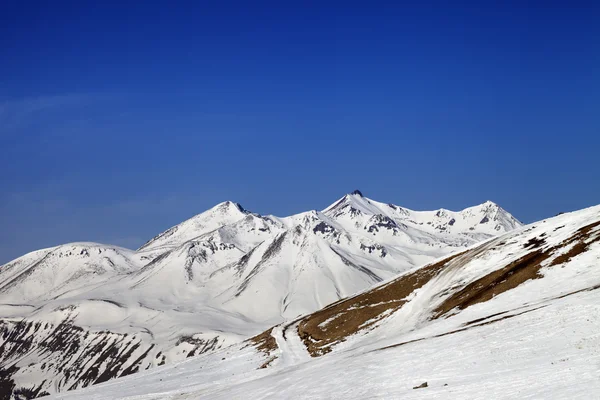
<box><xmin>53</xmin><ymin>204</ymin><xmax>600</xmax><ymax>400</ymax></box>
<box><xmin>0</xmin><ymin>192</ymin><xmax>521</xmax><ymax>398</ymax></box>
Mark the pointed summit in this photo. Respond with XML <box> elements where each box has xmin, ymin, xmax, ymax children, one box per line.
<box><xmin>323</xmin><ymin>190</ymin><xmax>384</xmax><ymax>217</ymax></box>
<box><xmin>482</xmin><ymin>200</ymin><xmax>499</xmax><ymax>208</ymax></box>
<box><xmin>458</xmin><ymin>200</ymin><xmax>522</xmax><ymax>232</ymax></box>
<box><xmin>215</xmin><ymin>200</ymin><xmax>247</xmax><ymax>214</ymax></box>
<box><xmin>138</xmin><ymin>200</ymin><xmax>249</xmax><ymax>251</ymax></box>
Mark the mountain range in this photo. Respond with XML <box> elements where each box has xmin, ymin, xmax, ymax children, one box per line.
<box><xmin>0</xmin><ymin>192</ymin><xmax>522</xmax><ymax>398</ymax></box>
<box><xmin>52</xmin><ymin>202</ymin><xmax>600</xmax><ymax>400</ymax></box>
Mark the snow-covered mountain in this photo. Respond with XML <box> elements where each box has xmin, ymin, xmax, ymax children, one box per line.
<box><xmin>0</xmin><ymin>192</ymin><xmax>521</xmax><ymax>399</ymax></box>
<box><xmin>52</xmin><ymin>203</ymin><xmax>600</xmax><ymax>400</ymax></box>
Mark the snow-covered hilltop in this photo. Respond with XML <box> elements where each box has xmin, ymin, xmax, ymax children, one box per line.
<box><xmin>53</xmin><ymin>203</ymin><xmax>600</xmax><ymax>400</ymax></box>
<box><xmin>0</xmin><ymin>192</ymin><xmax>522</xmax><ymax>398</ymax></box>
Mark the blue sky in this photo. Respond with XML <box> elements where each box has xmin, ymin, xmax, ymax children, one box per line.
<box><xmin>1</xmin><ymin>2</ymin><xmax>599</xmax><ymax>263</ymax></box>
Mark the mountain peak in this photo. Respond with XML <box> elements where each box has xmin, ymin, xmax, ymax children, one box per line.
<box><xmin>211</xmin><ymin>200</ymin><xmax>248</xmax><ymax>215</ymax></box>
<box><xmin>462</xmin><ymin>200</ymin><xmax>501</xmax><ymax>214</ymax></box>
<box><xmin>138</xmin><ymin>200</ymin><xmax>249</xmax><ymax>251</ymax></box>
<box><xmin>350</xmin><ymin>190</ymin><xmax>363</xmax><ymax>197</ymax></box>
<box><xmin>456</xmin><ymin>200</ymin><xmax>522</xmax><ymax>231</ymax></box>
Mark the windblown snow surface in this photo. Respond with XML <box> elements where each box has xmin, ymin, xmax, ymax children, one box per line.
<box><xmin>0</xmin><ymin>192</ymin><xmax>522</xmax><ymax>398</ymax></box>
<box><xmin>52</xmin><ymin>204</ymin><xmax>600</xmax><ymax>400</ymax></box>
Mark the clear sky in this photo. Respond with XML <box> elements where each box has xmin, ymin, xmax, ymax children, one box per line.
<box><xmin>1</xmin><ymin>1</ymin><xmax>599</xmax><ymax>264</ymax></box>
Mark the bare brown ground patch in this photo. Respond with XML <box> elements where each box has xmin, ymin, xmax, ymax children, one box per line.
<box><xmin>548</xmin><ymin>220</ymin><xmax>600</xmax><ymax>267</ymax></box>
<box><xmin>296</xmin><ymin>250</ymin><xmax>469</xmax><ymax>356</ymax></box>
<box><xmin>247</xmin><ymin>328</ymin><xmax>277</xmax><ymax>355</ymax></box>
<box><xmin>524</xmin><ymin>236</ymin><xmax>546</xmax><ymax>249</ymax></box>
<box><xmin>243</xmin><ymin>328</ymin><xmax>280</xmax><ymax>369</ymax></box>
<box><xmin>433</xmin><ymin>220</ymin><xmax>600</xmax><ymax>319</ymax></box>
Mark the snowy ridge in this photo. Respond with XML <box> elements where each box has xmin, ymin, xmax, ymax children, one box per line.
<box><xmin>52</xmin><ymin>203</ymin><xmax>600</xmax><ymax>400</ymax></box>
<box><xmin>0</xmin><ymin>192</ymin><xmax>522</xmax><ymax>398</ymax></box>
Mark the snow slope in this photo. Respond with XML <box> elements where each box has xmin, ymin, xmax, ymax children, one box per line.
<box><xmin>51</xmin><ymin>203</ymin><xmax>600</xmax><ymax>400</ymax></box>
<box><xmin>0</xmin><ymin>192</ymin><xmax>521</xmax><ymax>398</ymax></box>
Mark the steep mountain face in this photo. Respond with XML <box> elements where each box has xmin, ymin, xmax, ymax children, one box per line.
<box><xmin>54</xmin><ymin>203</ymin><xmax>600</xmax><ymax>400</ymax></box>
<box><xmin>0</xmin><ymin>193</ymin><xmax>522</xmax><ymax>399</ymax></box>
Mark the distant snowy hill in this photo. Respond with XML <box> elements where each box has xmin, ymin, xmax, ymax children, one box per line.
<box><xmin>0</xmin><ymin>192</ymin><xmax>521</xmax><ymax>399</ymax></box>
<box><xmin>53</xmin><ymin>203</ymin><xmax>600</xmax><ymax>400</ymax></box>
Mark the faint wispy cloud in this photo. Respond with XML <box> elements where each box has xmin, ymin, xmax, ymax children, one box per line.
<box><xmin>0</xmin><ymin>94</ymin><xmax>92</xmax><ymax>134</ymax></box>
